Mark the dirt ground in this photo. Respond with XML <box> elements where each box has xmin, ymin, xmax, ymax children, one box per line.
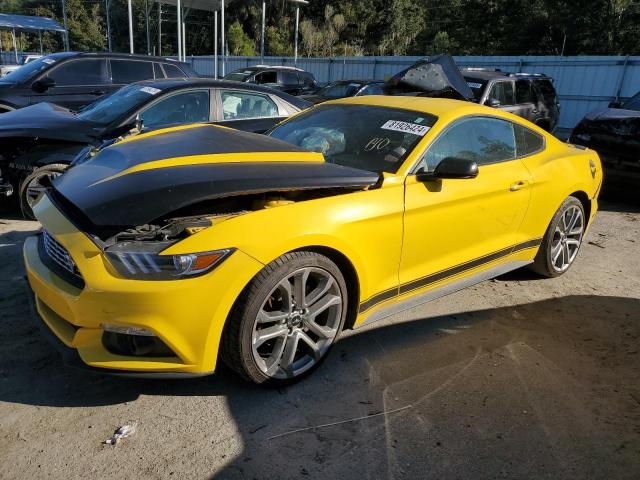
<box><xmin>0</xmin><ymin>199</ymin><xmax>639</xmax><ymax>480</ymax></box>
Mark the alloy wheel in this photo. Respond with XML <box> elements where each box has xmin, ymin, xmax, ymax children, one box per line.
<box><xmin>550</xmin><ymin>205</ymin><xmax>584</xmax><ymax>272</ymax></box>
<box><xmin>25</xmin><ymin>170</ymin><xmax>63</xmax><ymax>207</ymax></box>
<box><xmin>251</xmin><ymin>267</ymin><xmax>342</xmax><ymax>379</ymax></box>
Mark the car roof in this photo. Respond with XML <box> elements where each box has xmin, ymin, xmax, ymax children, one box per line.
<box><xmin>327</xmin><ymin>79</ymin><xmax>383</xmax><ymax>85</ymax></box>
<box><xmin>232</xmin><ymin>65</ymin><xmax>307</xmax><ymax>73</ymax></box>
<box><xmin>51</xmin><ymin>51</ymin><xmax>188</xmax><ymax>65</ymax></box>
<box><xmin>320</xmin><ymin>95</ymin><xmax>537</xmax><ymax>123</ymax></box>
<box><xmin>462</xmin><ymin>69</ymin><xmax>552</xmax><ymax>81</ymax></box>
<box><xmin>129</xmin><ymin>77</ymin><xmax>312</xmax><ymax>108</ymax></box>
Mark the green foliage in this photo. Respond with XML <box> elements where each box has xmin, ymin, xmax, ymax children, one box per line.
<box><xmin>0</xmin><ymin>0</ymin><xmax>638</xmax><ymax>56</ymax></box>
<box><xmin>228</xmin><ymin>20</ymin><xmax>256</xmax><ymax>56</ymax></box>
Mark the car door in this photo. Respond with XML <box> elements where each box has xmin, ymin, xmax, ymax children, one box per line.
<box><xmin>30</xmin><ymin>58</ymin><xmax>110</xmax><ymax>110</ymax></box>
<box><xmin>279</xmin><ymin>71</ymin><xmax>301</xmax><ymax>95</ymax></box>
<box><xmin>138</xmin><ymin>89</ymin><xmax>212</xmax><ymax>131</ymax></box>
<box><xmin>513</xmin><ymin>79</ymin><xmax>542</xmax><ymax>124</ymax></box>
<box><xmin>399</xmin><ymin>116</ymin><xmax>532</xmax><ymax>294</ymax></box>
<box><xmin>485</xmin><ymin>80</ymin><xmax>518</xmax><ymax>114</ymax></box>
<box><xmin>110</xmin><ymin>59</ymin><xmax>156</xmax><ymax>88</ymax></box>
<box><xmin>253</xmin><ymin>70</ymin><xmax>279</xmax><ymax>90</ymax></box>
<box><xmin>214</xmin><ymin>89</ymin><xmax>286</xmax><ymax>133</ymax></box>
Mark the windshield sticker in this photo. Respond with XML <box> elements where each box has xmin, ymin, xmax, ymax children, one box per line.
<box><xmin>140</xmin><ymin>86</ymin><xmax>161</xmax><ymax>95</ymax></box>
<box><xmin>364</xmin><ymin>137</ymin><xmax>391</xmax><ymax>151</ymax></box>
<box><xmin>467</xmin><ymin>82</ymin><xmax>482</xmax><ymax>89</ymax></box>
<box><xmin>381</xmin><ymin>120</ymin><xmax>430</xmax><ymax>136</ymax></box>
<box><xmin>42</xmin><ymin>58</ymin><xmax>55</xmax><ymax>65</ymax></box>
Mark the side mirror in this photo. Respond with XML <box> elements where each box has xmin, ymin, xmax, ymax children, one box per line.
<box><xmin>31</xmin><ymin>77</ymin><xmax>56</xmax><ymax>93</ymax></box>
<box><xmin>488</xmin><ymin>98</ymin><xmax>501</xmax><ymax>108</ymax></box>
<box><xmin>608</xmin><ymin>101</ymin><xmax>622</xmax><ymax>109</ymax></box>
<box><xmin>416</xmin><ymin>157</ymin><xmax>479</xmax><ymax>181</ymax></box>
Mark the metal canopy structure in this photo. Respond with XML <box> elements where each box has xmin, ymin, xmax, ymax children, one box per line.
<box><xmin>0</xmin><ymin>13</ymin><xmax>67</xmax><ymax>62</ymax></box>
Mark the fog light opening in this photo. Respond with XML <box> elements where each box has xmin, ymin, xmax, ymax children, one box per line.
<box><xmin>101</xmin><ymin>326</ymin><xmax>175</xmax><ymax>357</ymax></box>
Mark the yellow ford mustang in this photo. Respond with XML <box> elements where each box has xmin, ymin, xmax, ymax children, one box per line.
<box><xmin>24</xmin><ymin>96</ymin><xmax>602</xmax><ymax>383</ymax></box>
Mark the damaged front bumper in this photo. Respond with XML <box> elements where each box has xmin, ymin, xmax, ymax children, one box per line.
<box><xmin>23</xmin><ymin>194</ymin><xmax>265</xmax><ymax>376</ymax></box>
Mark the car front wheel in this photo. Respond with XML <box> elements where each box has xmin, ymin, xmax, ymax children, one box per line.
<box><xmin>19</xmin><ymin>163</ymin><xmax>68</xmax><ymax>219</ymax></box>
<box><xmin>220</xmin><ymin>251</ymin><xmax>347</xmax><ymax>384</ymax></box>
<box><xmin>530</xmin><ymin>196</ymin><xmax>586</xmax><ymax>277</ymax></box>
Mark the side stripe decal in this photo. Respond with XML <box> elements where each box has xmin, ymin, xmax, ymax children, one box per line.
<box><xmin>359</xmin><ymin>238</ymin><xmax>542</xmax><ymax>313</ymax></box>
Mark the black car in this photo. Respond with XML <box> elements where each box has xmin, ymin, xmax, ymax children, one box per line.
<box><xmin>0</xmin><ymin>78</ymin><xmax>311</xmax><ymax>216</ymax></box>
<box><xmin>223</xmin><ymin>65</ymin><xmax>317</xmax><ymax>96</ymax></box>
<box><xmin>300</xmin><ymin>80</ymin><xmax>385</xmax><ymax>104</ymax></box>
<box><xmin>569</xmin><ymin>91</ymin><xmax>640</xmax><ymax>184</ymax></box>
<box><xmin>0</xmin><ymin>52</ymin><xmax>198</xmax><ymax>113</ymax></box>
<box><xmin>462</xmin><ymin>69</ymin><xmax>560</xmax><ymax>132</ymax></box>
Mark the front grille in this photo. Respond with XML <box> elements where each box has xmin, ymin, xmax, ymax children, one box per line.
<box><xmin>38</xmin><ymin>230</ymin><xmax>85</xmax><ymax>289</ymax></box>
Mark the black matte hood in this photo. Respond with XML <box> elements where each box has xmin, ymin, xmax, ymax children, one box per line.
<box><xmin>51</xmin><ymin>124</ymin><xmax>379</xmax><ymax>228</ymax></box>
<box><xmin>384</xmin><ymin>54</ymin><xmax>474</xmax><ymax>101</ymax></box>
<box><xmin>0</xmin><ymin>102</ymin><xmax>100</xmax><ymax>141</ymax></box>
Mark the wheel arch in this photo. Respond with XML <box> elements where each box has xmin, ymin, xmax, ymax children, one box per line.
<box><xmin>292</xmin><ymin>245</ymin><xmax>361</xmax><ymax>331</ymax></box>
<box><xmin>569</xmin><ymin>190</ymin><xmax>591</xmax><ymax>224</ymax></box>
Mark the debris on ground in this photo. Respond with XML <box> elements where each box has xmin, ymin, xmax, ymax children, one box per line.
<box><xmin>103</xmin><ymin>424</ymin><xmax>137</xmax><ymax>446</ymax></box>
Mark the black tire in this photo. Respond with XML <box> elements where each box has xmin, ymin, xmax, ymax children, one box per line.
<box><xmin>19</xmin><ymin>163</ymin><xmax>69</xmax><ymax>219</ymax></box>
<box><xmin>220</xmin><ymin>251</ymin><xmax>348</xmax><ymax>385</ymax></box>
<box><xmin>529</xmin><ymin>196</ymin><xmax>585</xmax><ymax>278</ymax></box>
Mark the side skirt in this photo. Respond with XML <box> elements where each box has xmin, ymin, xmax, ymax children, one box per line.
<box><xmin>356</xmin><ymin>260</ymin><xmax>532</xmax><ymax>328</ymax></box>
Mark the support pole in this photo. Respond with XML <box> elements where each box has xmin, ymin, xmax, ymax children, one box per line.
<box><xmin>221</xmin><ymin>0</ymin><xmax>225</xmax><ymax>76</ymax></box>
<box><xmin>214</xmin><ymin>10</ymin><xmax>218</xmax><ymax>79</ymax></box>
<box><xmin>182</xmin><ymin>19</ymin><xmax>186</xmax><ymax>59</ymax></box>
<box><xmin>127</xmin><ymin>0</ymin><xmax>134</xmax><ymax>54</ymax></box>
<box><xmin>261</xmin><ymin>1</ymin><xmax>266</xmax><ymax>62</ymax></box>
<box><xmin>145</xmin><ymin>0</ymin><xmax>151</xmax><ymax>55</ymax></box>
<box><xmin>105</xmin><ymin>0</ymin><xmax>112</xmax><ymax>52</ymax></box>
<box><xmin>158</xmin><ymin>3</ymin><xmax>162</xmax><ymax>55</ymax></box>
<box><xmin>294</xmin><ymin>6</ymin><xmax>299</xmax><ymax>65</ymax></box>
<box><xmin>61</xmin><ymin>0</ymin><xmax>69</xmax><ymax>50</ymax></box>
<box><xmin>12</xmin><ymin>28</ymin><xmax>18</xmax><ymax>63</ymax></box>
<box><xmin>176</xmin><ymin>0</ymin><xmax>182</xmax><ymax>61</ymax></box>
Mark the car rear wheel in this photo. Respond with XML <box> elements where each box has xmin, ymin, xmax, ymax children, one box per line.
<box><xmin>530</xmin><ymin>196</ymin><xmax>585</xmax><ymax>277</ymax></box>
<box><xmin>220</xmin><ymin>251</ymin><xmax>347</xmax><ymax>384</ymax></box>
<box><xmin>19</xmin><ymin>163</ymin><xmax>68</xmax><ymax>219</ymax></box>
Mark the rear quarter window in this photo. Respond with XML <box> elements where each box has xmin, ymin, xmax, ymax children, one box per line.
<box><xmin>514</xmin><ymin>123</ymin><xmax>544</xmax><ymax>156</ymax></box>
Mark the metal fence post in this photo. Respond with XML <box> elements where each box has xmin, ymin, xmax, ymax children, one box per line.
<box><xmin>372</xmin><ymin>58</ymin><xmax>377</xmax><ymax>79</ymax></box>
<box><xmin>327</xmin><ymin>58</ymin><xmax>332</xmax><ymax>82</ymax></box>
<box><xmin>614</xmin><ymin>55</ymin><xmax>630</xmax><ymax>103</ymax></box>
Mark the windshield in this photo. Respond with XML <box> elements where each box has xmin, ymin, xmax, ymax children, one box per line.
<box><xmin>224</xmin><ymin>70</ymin><xmax>253</xmax><ymax>82</ymax></box>
<box><xmin>2</xmin><ymin>56</ymin><xmax>55</xmax><ymax>83</ymax></box>
<box><xmin>318</xmin><ymin>82</ymin><xmax>363</xmax><ymax>98</ymax></box>
<box><xmin>77</xmin><ymin>84</ymin><xmax>164</xmax><ymax>125</ymax></box>
<box><xmin>269</xmin><ymin>104</ymin><xmax>437</xmax><ymax>174</ymax></box>
<box><xmin>463</xmin><ymin>77</ymin><xmax>487</xmax><ymax>102</ymax></box>
<box><xmin>622</xmin><ymin>92</ymin><xmax>640</xmax><ymax>112</ymax></box>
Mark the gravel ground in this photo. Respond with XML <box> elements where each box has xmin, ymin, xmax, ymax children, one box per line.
<box><xmin>0</xmin><ymin>201</ymin><xmax>638</xmax><ymax>480</ymax></box>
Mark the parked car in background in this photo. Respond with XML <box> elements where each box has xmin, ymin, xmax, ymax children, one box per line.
<box><xmin>462</xmin><ymin>69</ymin><xmax>560</xmax><ymax>132</ymax></box>
<box><xmin>224</xmin><ymin>65</ymin><xmax>317</xmax><ymax>96</ymax></box>
<box><xmin>0</xmin><ymin>52</ymin><xmax>198</xmax><ymax>113</ymax></box>
<box><xmin>0</xmin><ymin>54</ymin><xmax>42</xmax><ymax>77</ymax></box>
<box><xmin>569</xmin><ymin>91</ymin><xmax>640</xmax><ymax>184</ymax></box>
<box><xmin>0</xmin><ymin>78</ymin><xmax>311</xmax><ymax>217</ymax></box>
<box><xmin>300</xmin><ymin>80</ymin><xmax>385</xmax><ymax>104</ymax></box>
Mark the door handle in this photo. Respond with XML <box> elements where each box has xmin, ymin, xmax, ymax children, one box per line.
<box><xmin>510</xmin><ymin>180</ymin><xmax>529</xmax><ymax>191</ymax></box>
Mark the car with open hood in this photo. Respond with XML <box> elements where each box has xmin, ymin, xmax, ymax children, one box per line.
<box><xmin>23</xmin><ymin>96</ymin><xmax>602</xmax><ymax>384</ymax></box>
<box><xmin>0</xmin><ymin>78</ymin><xmax>310</xmax><ymax>217</ymax></box>
<box><xmin>569</xmin><ymin>91</ymin><xmax>640</xmax><ymax>185</ymax></box>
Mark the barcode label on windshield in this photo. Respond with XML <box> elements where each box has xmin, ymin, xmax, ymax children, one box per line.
<box><xmin>381</xmin><ymin>120</ymin><xmax>430</xmax><ymax>136</ymax></box>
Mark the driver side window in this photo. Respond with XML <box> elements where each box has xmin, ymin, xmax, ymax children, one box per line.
<box><xmin>139</xmin><ymin>90</ymin><xmax>210</xmax><ymax>129</ymax></box>
<box><xmin>418</xmin><ymin>117</ymin><xmax>516</xmax><ymax>172</ymax></box>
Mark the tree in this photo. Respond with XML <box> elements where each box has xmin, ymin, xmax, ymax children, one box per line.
<box><xmin>228</xmin><ymin>20</ymin><xmax>256</xmax><ymax>56</ymax></box>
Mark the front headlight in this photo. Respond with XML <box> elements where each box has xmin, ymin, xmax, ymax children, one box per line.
<box><xmin>105</xmin><ymin>241</ymin><xmax>234</xmax><ymax>280</ymax></box>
